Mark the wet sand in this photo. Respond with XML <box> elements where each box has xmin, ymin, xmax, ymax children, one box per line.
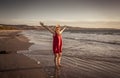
<box><xmin>18</xmin><ymin>30</ymin><xmax>120</xmax><ymax>78</ymax></box>
<box><xmin>0</xmin><ymin>30</ymin><xmax>47</xmax><ymax>78</ymax></box>
<box><xmin>0</xmin><ymin>30</ymin><xmax>32</xmax><ymax>53</ymax></box>
<box><xmin>21</xmin><ymin>50</ymin><xmax>120</xmax><ymax>78</ymax></box>
<box><xmin>0</xmin><ymin>30</ymin><xmax>120</xmax><ymax>78</ymax></box>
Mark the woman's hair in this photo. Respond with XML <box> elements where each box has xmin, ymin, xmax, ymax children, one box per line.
<box><xmin>55</xmin><ymin>24</ymin><xmax>61</xmax><ymax>31</ymax></box>
<box><xmin>56</xmin><ymin>24</ymin><xmax>60</xmax><ymax>28</ymax></box>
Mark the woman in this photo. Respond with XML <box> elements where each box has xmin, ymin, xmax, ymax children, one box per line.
<box><xmin>40</xmin><ymin>22</ymin><xmax>66</xmax><ymax>69</ymax></box>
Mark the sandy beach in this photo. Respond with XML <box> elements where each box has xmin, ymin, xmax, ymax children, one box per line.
<box><xmin>0</xmin><ymin>30</ymin><xmax>47</xmax><ymax>78</ymax></box>
<box><xmin>0</xmin><ymin>0</ymin><xmax>120</xmax><ymax>77</ymax></box>
<box><xmin>0</xmin><ymin>30</ymin><xmax>32</xmax><ymax>53</ymax></box>
<box><xmin>0</xmin><ymin>30</ymin><xmax>120</xmax><ymax>78</ymax></box>
<box><xmin>19</xmin><ymin>30</ymin><xmax>120</xmax><ymax>78</ymax></box>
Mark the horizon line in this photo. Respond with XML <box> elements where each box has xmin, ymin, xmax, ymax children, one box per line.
<box><xmin>0</xmin><ymin>23</ymin><xmax>120</xmax><ymax>29</ymax></box>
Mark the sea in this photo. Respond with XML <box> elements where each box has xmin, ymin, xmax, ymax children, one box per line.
<box><xmin>19</xmin><ymin>29</ymin><xmax>120</xmax><ymax>57</ymax></box>
<box><xmin>17</xmin><ymin>29</ymin><xmax>120</xmax><ymax>78</ymax></box>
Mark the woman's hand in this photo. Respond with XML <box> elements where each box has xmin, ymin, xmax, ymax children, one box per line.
<box><xmin>60</xmin><ymin>26</ymin><xmax>67</xmax><ymax>34</ymax></box>
<box><xmin>40</xmin><ymin>22</ymin><xmax>44</xmax><ymax>26</ymax></box>
<box><xmin>39</xmin><ymin>22</ymin><xmax>54</xmax><ymax>34</ymax></box>
<box><xmin>63</xmin><ymin>26</ymin><xmax>67</xmax><ymax>29</ymax></box>
<box><xmin>40</xmin><ymin>22</ymin><xmax>47</xmax><ymax>28</ymax></box>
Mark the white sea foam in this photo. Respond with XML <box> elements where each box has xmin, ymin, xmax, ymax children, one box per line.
<box><xmin>20</xmin><ymin>30</ymin><xmax>120</xmax><ymax>60</ymax></box>
<box><xmin>17</xmin><ymin>30</ymin><xmax>120</xmax><ymax>78</ymax></box>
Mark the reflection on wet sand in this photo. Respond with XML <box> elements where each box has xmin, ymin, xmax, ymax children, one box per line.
<box><xmin>19</xmin><ymin>30</ymin><xmax>120</xmax><ymax>78</ymax></box>
<box><xmin>54</xmin><ymin>68</ymin><xmax>60</xmax><ymax>78</ymax></box>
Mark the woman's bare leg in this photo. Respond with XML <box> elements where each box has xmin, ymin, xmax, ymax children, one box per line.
<box><xmin>58</xmin><ymin>53</ymin><xmax>62</xmax><ymax>67</ymax></box>
<box><xmin>54</xmin><ymin>53</ymin><xmax>59</xmax><ymax>69</ymax></box>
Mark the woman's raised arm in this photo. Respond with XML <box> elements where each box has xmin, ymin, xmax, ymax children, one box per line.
<box><xmin>40</xmin><ymin>22</ymin><xmax>54</xmax><ymax>34</ymax></box>
<box><xmin>60</xmin><ymin>26</ymin><xmax>67</xmax><ymax>34</ymax></box>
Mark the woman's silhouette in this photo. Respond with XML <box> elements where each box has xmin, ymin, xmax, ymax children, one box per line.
<box><xmin>40</xmin><ymin>22</ymin><xmax>66</xmax><ymax>69</ymax></box>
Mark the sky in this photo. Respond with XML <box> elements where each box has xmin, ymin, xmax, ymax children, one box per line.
<box><xmin>0</xmin><ymin>0</ymin><xmax>120</xmax><ymax>28</ymax></box>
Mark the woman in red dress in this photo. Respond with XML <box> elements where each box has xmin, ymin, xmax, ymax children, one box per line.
<box><xmin>40</xmin><ymin>22</ymin><xmax>66</xmax><ymax>69</ymax></box>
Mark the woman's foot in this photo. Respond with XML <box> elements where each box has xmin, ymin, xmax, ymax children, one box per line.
<box><xmin>58</xmin><ymin>64</ymin><xmax>62</xmax><ymax>67</ymax></box>
<box><xmin>55</xmin><ymin>65</ymin><xmax>60</xmax><ymax>70</ymax></box>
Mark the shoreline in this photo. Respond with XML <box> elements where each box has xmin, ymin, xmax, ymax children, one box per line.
<box><xmin>19</xmin><ymin>30</ymin><xmax>120</xmax><ymax>78</ymax></box>
<box><xmin>0</xmin><ymin>30</ymin><xmax>47</xmax><ymax>78</ymax></box>
<box><xmin>0</xmin><ymin>30</ymin><xmax>120</xmax><ymax>78</ymax></box>
<box><xmin>0</xmin><ymin>30</ymin><xmax>32</xmax><ymax>53</ymax></box>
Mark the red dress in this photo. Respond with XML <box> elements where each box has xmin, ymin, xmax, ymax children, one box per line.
<box><xmin>53</xmin><ymin>33</ymin><xmax>62</xmax><ymax>54</ymax></box>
